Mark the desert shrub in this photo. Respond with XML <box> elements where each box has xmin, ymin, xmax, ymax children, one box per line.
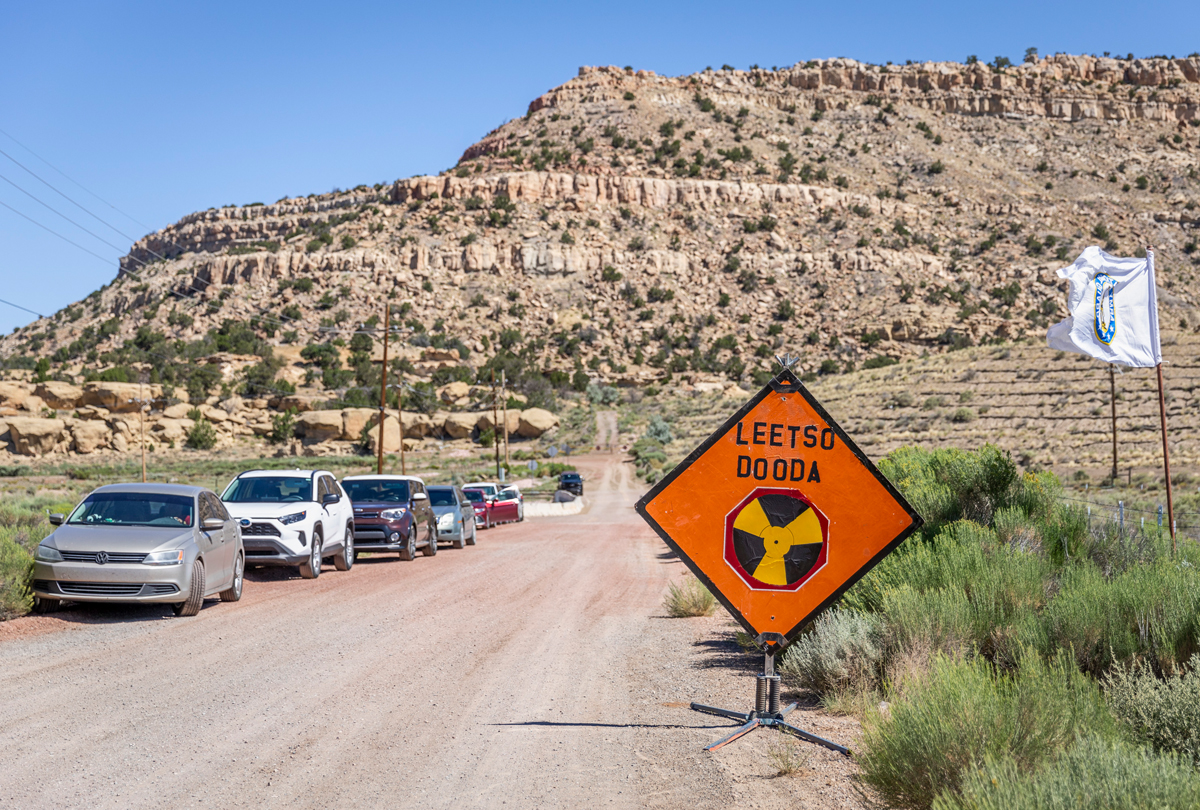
<box><xmin>1043</xmin><ymin>560</ymin><xmax>1200</xmax><ymax>676</ymax></box>
<box><xmin>950</xmin><ymin>407</ymin><xmax>975</xmax><ymax>423</ymax></box>
<box><xmin>644</xmin><ymin>414</ymin><xmax>672</xmax><ymax>443</ymax></box>
<box><xmin>859</xmin><ymin>651</ymin><xmax>1115</xmax><ymax>810</ymax></box>
<box><xmin>780</xmin><ymin>609</ymin><xmax>883</xmax><ymax>699</ymax></box>
<box><xmin>878</xmin><ymin>445</ymin><xmax>1019</xmax><ymax>537</ymax></box>
<box><xmin>186</xmin><ymin>418</ymin><xmax>217</xmax><ymax>450</ymax></box>
<box><xmin>664</xmin><ymin>575</ymin><xmax>716</xmax><ymax>617</ymax></box>
<box><xmin>268</xmin><ymin>409</ymin><xmax>297</xmax><ymax>445</ymax></box>
<box><xmin>586</xmin><ymin>383</ymin><xmax>621</xmax><ymax>405</ymax></box>
<box><xmin>1106</xmin><ymin>655</ymin><xmax>1200</xmax><ymax>764</ymax></box>
<box><xmin>0</xmin><ymin>532</ymin><xmax>33</xmax><ymax>619</ymax></box>
<box><xmin>934</xmin><ymin>735</ymin><xmax>1200</xmax><ymax>810</ymax></box>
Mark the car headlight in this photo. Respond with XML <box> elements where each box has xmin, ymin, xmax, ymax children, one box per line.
<box><xmin>279</xmin><ymin>511</ymin><xmax>307</xmax><ymax>525</ymax></box>
<box><xmin>379</xmin><ymin>508</ymin><xmax>407</xmax><ymax>521</ymax></box>
<box><xmin>437</xmin><ymin>513</ymin><xmax>454</xmax><ymax>528</ymax></box>
<box><xmin>143</xmin><ymin>549</ymin><xmax>184</xmax><ymax>566</ymax></box>
<box><xmin>35</xmin><ymin>544</ymin><xmax>63</xmax><ymax>562</ymax></box>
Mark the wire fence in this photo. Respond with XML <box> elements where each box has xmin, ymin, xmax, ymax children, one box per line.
<box><xmin>1057</xmin><ymin>494</ymin><xmax>1199</xmax><ymax>545</ymax></box>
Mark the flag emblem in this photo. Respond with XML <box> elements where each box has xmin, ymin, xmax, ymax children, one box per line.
<box><xmin>726</xmin><ymin>490</ymin><xmax>827</xmax><ymax>589</ymax></box>
<box><xmin>1094</xmin><ymin>273</ymin><xmax>1116</xmax><ymax>345</ymax></box>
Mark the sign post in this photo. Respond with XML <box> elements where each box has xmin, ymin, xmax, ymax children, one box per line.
<box><xmin>635</xmin><ymin>357</ymin><xmax>922</xmax><ymax>754</ymax></box>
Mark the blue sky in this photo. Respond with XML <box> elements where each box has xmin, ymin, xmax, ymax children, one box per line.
<box><xmin>2</xmin><ymin>0</ymin><xmax>1198</xmax><ymax>335</ymax></box>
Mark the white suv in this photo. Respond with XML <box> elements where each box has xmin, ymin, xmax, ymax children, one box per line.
<box><xmin>221</xmin><ymin>469</ymin><xmax>356</xmax><ymax>579</ymax></box>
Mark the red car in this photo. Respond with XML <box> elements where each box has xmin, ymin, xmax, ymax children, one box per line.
<box><xmin>462</xmin><ymin>487</ymin><xmax>521</xmax><ymax>527</ymax></box>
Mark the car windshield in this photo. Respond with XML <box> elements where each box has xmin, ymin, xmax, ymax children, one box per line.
<box><xmin>343</xmin><ymin>479</ymin><xmax>411</xmax><ymax>503</ymax></box>
<box><xmin>462</xmin><ymin>490</ymin><xmax>485</xmax><ymax>503</ymax></box>
<box><xmin>496</xmin><ymin>490</ymin><xmax>518</xmax><ymax>501</ymax></box>
<box><xmin>561</xmin><ymin>473</ymin><xmax>581</xmax><ymax>480</ymax></box>
<box><xmin>223</xmin><ymin>476</ymin><xmax>312</xmax><ymax>503</ymax></box>
<box><xmin>68</xmin><ymin>492</ymin><xmax>194</xmax><ymax>527</ymax></box>
<box><xmin>428</xmin><ymin>488</ymin><xmax>457</xmax><ymax>507</ymax></box>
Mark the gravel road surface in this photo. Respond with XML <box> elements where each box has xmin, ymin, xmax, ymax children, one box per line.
<box><xmin>0</xmin><ymin>454</ymin><xmax>863</xmax><ymax>809</ymax></box>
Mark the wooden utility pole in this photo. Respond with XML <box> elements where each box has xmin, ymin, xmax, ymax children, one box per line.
<box><xmin>491</xmin><ymin>369</ymin><xmax>501</xmax><ymax>480</ymax></box>
<box><xmin>139</xmin><ymin>387</ymin><xmax>146</xmax><ymax>484</ymax></box>
<box><xmin>1109</xmin><ymin>365</ymin><xmax>1118</xmax><ymax>484</ymax></box>
<box><xmin>501</xmin><ymin>370</ymin><xmax>510</xmax><ymax>469</ymax></box>
<box><xmin>376</xmin><ymin>303</ymin><xmax>390</xmax><ymax>475</ymax></box>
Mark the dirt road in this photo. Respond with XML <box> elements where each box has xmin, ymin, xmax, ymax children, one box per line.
<box><xmin>0</xmin><ymin>454</ymin><xmax>862</xmax><ymax>809</ymax></box>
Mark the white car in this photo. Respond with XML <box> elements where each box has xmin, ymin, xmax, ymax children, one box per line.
<box><xmin>462</xmin><ymin>481</ymin><xmax>500</xmax><ymax>499</ymax></box>
<box><xmin>221</xmin><ymin>469</ymin><xmax>356</xmax><ymax>579</ymax></box>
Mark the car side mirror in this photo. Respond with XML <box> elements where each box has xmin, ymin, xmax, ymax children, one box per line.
<box><xmin>202</xmin><ymin>518</ymin><xmax>225</xmax><ymax>531</ymax></box>
<box><xmin>48</xmin><ymin>513</ymin><xmax>64</xmax><ymax>525</ymax></box>
<box><xmin>322</xmin><ymin>493</ymin><xmax>341</xmax><ymax>505</ymax></box>
<box><xmin>412</xmin><ymin>492</ymin><xmax>428</xmax><ymax>502</ymax></box>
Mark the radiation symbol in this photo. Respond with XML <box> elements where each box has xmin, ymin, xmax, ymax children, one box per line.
<box><xmin>725</xmin><ymin>489</ymin><xmax>828</xmax><ymax>591</ymax></box>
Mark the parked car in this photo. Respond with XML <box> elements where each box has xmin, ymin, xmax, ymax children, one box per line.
<box><xmin>497</xmin><ymin>486</ymin><xmax>525</xmax><ymax>522</ymax></box>
<box><xmin>427</xmin><ymin>485</ymin><xmax>477</xmax><ymax>549</ymax></box>
<box><xmin>558</xmin><ymin>472</ymin><xmax>584</xmax><ymax>496</ymax></box>
<box><xmin>341</xmin><ymin>475</ymin><xmax>436</xmax><ymax>560</ymax></box>
<box><xmin>462</xmin><ymin>487</ymin><xmax>492</xmax><ymax>529</ymax></box>
<box><xmin>462</xmin><ymin>481</ymin><xmax>499</xmax><ymax>499</ymax></box>
<box><xmin>221</xmin><ymin>469</ymin><xmax>355</xmax><ymax>579</ymax></box>
<box><xmin>32</xmin><ymin>483</ymin><xmax>244</xmax><ymax>617</ymax></box>
<box><xmin>465</xmin><ymin>486</ymin><xmax>519</xmax><ymax>525</ymax></box>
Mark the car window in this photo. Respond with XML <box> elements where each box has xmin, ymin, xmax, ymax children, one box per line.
<box><xmin>343</xmin><ymin>479</ymin><xmax>411</xmax><ymax>503</ymax></box>
<box><xmin>198</xmin><ymin>495</ymin><xmax>215</xmax><ymax>523</ymax></box>
<box><xmin>462</xmin><ymin>489</ymin><xmax>484</xmax><ymax>504</ymax></box>
<box><xmin>69</xmin><ymin>492</ymin><xmax>195</xmax><ymax>527</ymax></box>
<box><xmin>427</xmin><ymin>488</ymin><xmax>456</xmax><ymax>507</ymax></box>
<box><xmin>223</xmin><ymin>476</ymin><xmax>313</xmax><ymax>503</ymax></box>
<box><xmin>316</xmin><ymin>477</ymin><xmax>329</xmax><ymax>499</ymax></box>
<box><xmin>211</xmin><ymin>495</ymin><xmax>232</xmax><ymax>521</ymax></box>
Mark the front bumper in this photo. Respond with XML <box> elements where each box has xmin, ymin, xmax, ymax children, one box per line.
<box><xmin>241</xmin><ymin>537</ymin><xmax>309</xmax><ymax>566</ymax></box>
<box><xmin>32</xmin><ymin>560</ymin><xmax>188</xmax><ymax>604</ymax></box>
<box><xmin>353</xmin><ymin>520</ymin><xmax>409</xmax><ymax>552</ymax></box>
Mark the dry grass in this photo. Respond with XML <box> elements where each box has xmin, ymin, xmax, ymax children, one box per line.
<box><xmin>768</xmin><ymin>738</ymin><xmax>809</xmax><ymax>777</ymax></box>
<box><xmin>663</xmin><ymin>575</ymin><xmax>716</xmax><ymax>617</ymax></box>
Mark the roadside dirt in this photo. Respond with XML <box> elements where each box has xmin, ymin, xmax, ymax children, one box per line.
<box><xmin>0</xmin><ymin>452</ymin><xmax>863</xmax><ymax>809</ymax></box>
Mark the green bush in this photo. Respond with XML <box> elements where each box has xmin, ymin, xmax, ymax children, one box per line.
<box><xmin>663</xmin><ymin>575</ymin><xmax>716</xmax><ymax>617</ymax></box>
<box><xmin>0</xmin><ymin>532</ymin><xmax>33</xmax><ymax>618</ymax></box>
<box><xmin>1107</xmin><ymin>655</ymin><xmax>1200</xmax><ymax>764</ymax></box>
<box><xmin>878</xmin><ymin>445</ymin><xmax>1019</xmax><ymax>537</ymax></box>
<box><xmin>186</xmin><ymin>418</ymin><xmax>217</xmax><ymax>450</ymax></box>
<box><xmin>859</xmin><ymin>652</ymin><xmax>1115</xmax><ymax>810</ymax></box>
<box><xmin>934</xmin><ymin>736</ymin><xmax>1200</xmax><ymax>810</ymax></box>
<box><xmin>645</xmin><ymin>415</ymin><xmax>672</xmax><ymax>443</ymax></box>
<box><xmin>780</xmin><ymin>609</ymin><xmax>882</xmax><ymax>698</ymax></box>
<box><xmin>268</xmin><ymin>409</ymin><xmax>297</xmax><ymax>445</ymax></box>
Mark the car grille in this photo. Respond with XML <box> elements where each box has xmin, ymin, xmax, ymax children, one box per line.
<box><xmin>354</xmin><ymin>529</ymin><xmax>388</xmax><ymax>541</ymax></box>
<box><xmin>57</xmin><ymin>582</ymin><xmax>146</xmax><ymax>597</ymax></box>
<box><xmin>245</xmin><ymin>547</ymin><xmax>278</xmax><ymax>556</ymax></box>
<box><xmin>32</xmin><ymin>579</ymin><xmax>51</xmax><ymax>592</ymax></box>
<box><xmin>353</xmin><ymin>510</ymin><xmax>380</xmax><ymax>519</ymax></box>
<box><xmin>147</xmin><ymin>583</ymin><xmax>179</xmax><ymax>595</ymax></box>
<box><xmin>60</xmin><ymin>551</ymin><xmax>148</xmax><ymax>564</ymax></box>
<box><xmin>241</xmin><ymin>523</ymin><xmax>281</xmax><ymax>537</ymax></box>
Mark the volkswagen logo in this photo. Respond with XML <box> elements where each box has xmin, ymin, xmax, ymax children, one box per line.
<box><xmin>95</xmin><ymin>551</ymin><xmax>108</xmax><ymax>565</ymax></box>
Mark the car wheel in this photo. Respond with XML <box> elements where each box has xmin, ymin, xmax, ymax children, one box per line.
<box><xmin>422</xmin><ymin>521</ymin><xmax>438</xmax><ymax>556</ymax></box>
<box><xmin>172</xmin><ymin>559</ymin><xmax>205</xmax><ymax>616</ymax></box>
<box><xmin>219</xmin><ymin>553</ymin><xmax>244</xmax><ymax>602</ymax></box>
<box><xmin>32</xmin><ymin>595</ymin><xmax>61</xmax><ymax>614</ymax></box>
<box><xmin>334</xmin><ymin>525</ymin><xmax>355</xmax><ymax>571</ymax></box>
<box><xmin>399</xmin><ymin>524</ymin><xmax>417</xmax><ymax>561</ymax></box>
<box><xmin>299</xmin><ymin>533</ymin><xmax>322</xmax><ymax>579</ymax></box>
<box><xmin>452</xmin><ymin>518</ymin><xmax>466</xmax><ymax>550</ymax></box>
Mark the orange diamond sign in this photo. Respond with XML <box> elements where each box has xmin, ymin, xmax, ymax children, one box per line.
<box><xmin>636</xmin><ymin>368</ymin><xmax>922</xmax><ymax>646</ymax></box>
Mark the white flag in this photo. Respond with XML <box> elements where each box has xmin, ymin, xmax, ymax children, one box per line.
<box><xmin>1045</xmin><ymin>246</ymin><xmax>1162</xmax><ymax>368</ymax></box>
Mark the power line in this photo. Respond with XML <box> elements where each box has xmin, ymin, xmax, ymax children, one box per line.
<box><xmin>0</xmin><ymin>169</ymin><xmax>132</xmax><ymax>255</ymax></box>
<box><xmin>0</xmin><ymin>197</ymin><xmax>116</xmax><ymax>265</ymax></box>
<box><xmin>0</xmin><ymin>297</ymin><xmax>43</xmax><ymax>318</ymax></box>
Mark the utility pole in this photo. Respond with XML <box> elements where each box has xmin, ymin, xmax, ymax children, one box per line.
<box><xmin>138</xmin><ymin>378</ymin><xmax>147</xmax><ymax>484</ymax></box>
<box><xmin>398</xmin><ymin>380</ymin><xmax>407</xmax><ymax>475</ymax></box>
<box><xmin>501</xmin><ymin>370</ymin><xmax>510</xmax><ymax>469</ymax></box>
<box><xmin>376</xmin><ymin>303</ymin><xmax>390</xmax><ymax>475</ymax></box>
<box><xmin>491</xmin><ymin>369</ymin><xmax>501</xmax><ymax>481</ymax></box>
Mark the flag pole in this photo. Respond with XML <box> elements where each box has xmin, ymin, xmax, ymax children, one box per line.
<box><xmin>1109</xmin><ymin>365</ymin><xmax>1118</xmax><ymax>484</ymax></box>
<box><xmin>1149</xmin><ymin>245</ymin><xmax>1176</xmax><ymax>552</ymax></box>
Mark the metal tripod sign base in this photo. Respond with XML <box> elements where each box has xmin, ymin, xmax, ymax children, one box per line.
<box><xmin>690</xmin><ymin>649</ymin><xmax>850</xmax><ymax>756</ymax></box>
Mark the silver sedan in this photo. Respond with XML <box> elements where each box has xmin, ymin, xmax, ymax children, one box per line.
<box><xmin>31</xmin><ymin>483</ymin><xmax>244</xmax><ymax>617</ymax></box>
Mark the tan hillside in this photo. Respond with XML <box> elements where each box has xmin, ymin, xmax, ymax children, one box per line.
<box><xmin>0</xmin><ymin>53</ymin><xmax>1198</xmax><ymax>459</ymax></box>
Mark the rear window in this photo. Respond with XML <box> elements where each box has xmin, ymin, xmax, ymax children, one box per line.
<box><xmin>342</xmin><ymin>479</ymin><xmax>411</xmax><ymax>503</ymax></box>
<box><xmin>223</xmin><ymin>476</ymin><xmax>312</xmax><ymax>503</ymax></box>
<box><xmin>428</xmin><ymin>488</ymin><xmax>457</xmax><ymax>507</ymax></box>
<box><xmin>69</xmin><ymin>492</ymin><xmax>194</xmax><ymax>527</ymax></box>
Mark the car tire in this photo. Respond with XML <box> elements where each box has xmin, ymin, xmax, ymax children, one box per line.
<box><xmin>452</xmin><ymin>519</ymin><xmax>466</xmax><ymax>550</ymax></box>
<box><xmin>422</xmin><ymin>521</ymin><xmax>438</xmax><ymax>556</ymax></box>
<box><xmin>399</xmin><ymin>524</ymin><xmax>417</xmax><ymax>561</ymax></box>
<box><xmin>334</xmin><ymin>525</ymin><xmax>355</xmax><ymax>571</ymax></box>
<box><xmin>172</xmin><ymin>559</ymin><xmax>205</xmax><ymax>616</ymax></box>
<box><xmin>299</xmin><ymin>533</ymin><xmax>322</xmax><ymax>579</ymax></box>
<box><xmin>32</xmin><ymin>595</ymin><xmax>61</xmax><ymax>614</ymax></box>
<box><xmin>219</xmin><ymin>553</ymin><xmax>244</xmax><ymax>602</ymax></box>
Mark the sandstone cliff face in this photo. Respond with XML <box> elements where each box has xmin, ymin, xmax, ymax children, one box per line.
<box><xmin>3</xmin><ymin>54</ymin><xmax>1199</xmax><ymax>430</ymax></box>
